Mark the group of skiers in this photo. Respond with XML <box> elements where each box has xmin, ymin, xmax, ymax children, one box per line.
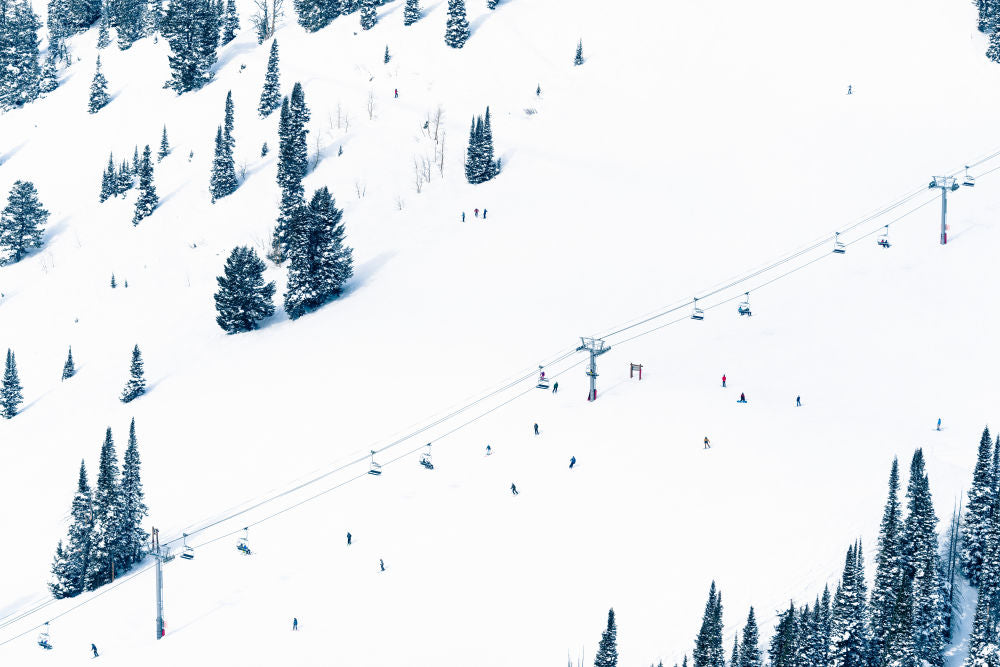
<box><xmin>461</xmin><ymin>208</ymin><xmax>488</xmax><ymax>222</ymax></box>
<box><xmin>705</xmin><ymin>374</ymin><xmax>807</xmax><ymax>450</ymax></box>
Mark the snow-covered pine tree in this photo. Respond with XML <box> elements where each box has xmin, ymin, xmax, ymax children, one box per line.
<box><xmin>117</xmin><ymin>158</ymin><xmax>134</xmax><ymax>194</ymax></box>
<box><xmin>464</xmin><ymin>115</ymin><xmax>481</xmax><ymax>183</ymax></box>
<box><xmin>594</xmin><ymin>608</ymin><xmax>619</xmax><ymax>667</ymax></box>
<box><xmin>1</xmin><ymin>180</ymin><xmax>49</xmax><ymax>263</ymax></box>
<box><xmin>132</xmin><ymin>145</ymin><xmax>158</xmax><ymax>224</ymax></box>
<box><xmin>47</xmin><ymin>0</ymin><xmax>71</xmax><ymax>40</ymax></box>
<box><xmin>96</xmin><ymin>5</ymin><xmax>110</xmax><ymax>46</ymax></box>
<box><xmin>132</xmin><ymin>145</ymin><xmax>140</xmax><ymax>172</ymax></box>
<box><xmin>1</xmin><ymin>349</ymin><xmax>23</xmax><ymax>418</ymax></box>
<box><xmin>574</xmin><ymin>39</ymin><xmax>584</xmax><ymax>65</ymax></box>
<box><xmin>444</xmin><ymin>0</ymin><xmax>468</xmax><ymax>47</ymax></box>
<box><xmin>359</xmin><ymin>0</ymin><xmax>376</xmax><ymax>29</ymax></box>
<box><xmin>383</xmin><ymin>44</ymin><xmax>389</xmax><ymax>62</ymax></box>
<box><xmin>486</xmin><ymin>0</ymin><xmax>497</xmax><ymax>9</ymax></box>
<box><xmin>730</xmin><ymin>635</ymin><xmax>740</xmax><ymax>667</ymax></box>
<box><xmin>962</xmin><ymin>427</ymin><xmax>995</xmax><ymax>584</ymax></box>
<box><xmin>311</xmin><ymin>186</ymin><xmax>353</xmax><ymax>300</ymax></box>
<box><xmin>963</xmin><ymin>579</ymin><xmax>999</xmax><ymax>667</ymax></box>
<box><xmin>0</xmin><ymin>0</ymin><xmax>42</xmax><ymax>109</ymax></box>
<box><xmin>739</xmin><ymin>608</ymin><xmax>761</xmax><ymax>667</ymax></box>
<box><xmin>871</xmin><ymin>457</ymin><xmax>903</xmax><ymax>667</ymax></box>
<box><xmin>210</xmin><ymin>125</ymin><xmax>238</xmax><ymax>201</ymax></box>
<box><xmin>214</xmin><ymin>246</ymin><xmax>275</xmax><ymax>332</ymax></box>
<box><xmin>119</xmin><ymin>418</ymin><xmax>148</xmax><ymax>568</ymax></box>
<box><xmin>294</xmin><ymin>0</ymin><xmax>337</xmax><ymax>31</ymax></box>
<box><xmin>282</xmin><ymin>204</ymin><xmax>315</xmax><ymax>319</ymax></box>
<box><xmin>536</xmin><ymin>83</ymin><xmax>541</xmax><ymax>96</ymax></box>
<box><xmin>884</xmin><ymin>574</ymin><xmax>917</xmax><ymax>667</ymax></box>
<box><xmin>162</xmin><ymin>0</ymin><xmax>218</xmax><ymax>93</ymax></box>
<box><xmin>62</xmin><ymin>345</ymin><xmax>76</xmax><ymax>379</ymax></box>
<box><xmin>261</xmin><ymin>141</ymin><xmax>268</xmax><ymax>156</ymax></box>
<box><xmin>402</xmin><ymin>0</ymin><xmax>418</xmax><ymax>24</ymax></box>
<box><xmin>224</xmin><ymin>89</ymin><xmax>235</xmax><ymax>150</ymax></box>
<box><xmin>481</xmin><ymin>105</ymin><xmax>497</xmax><ymax>178</ymax></box>
<box><xmin>88</xmin><ymin>55</ymin><xmax>110</xmax><ymax>112</ymax></box>
<box><xmin>120</xmin><ymin>344</ymin><xmax>146</xmax><ymax>402</ymax></box>
<box><xmin>49</xmin><ymin>460</ymin><xmax>94</xmax><ymax>598</ymax></box>
<box><xmin>902</xmin><ymin>448</ymin><xmax>945</xmax><ymax>667</ymax></box>
<box><xmin>828</xmin><ymin>544</ymin><xmax>868</xmax><ymax>667</ymax></box>
<box><xmin>768</xmin><ymin>601</ymin><xmax>799</xmax><ymax>667</ymax></box>
<box><xmin>273</xmin><ymin>83</ymin><xmax>310</xmax><ymax>260</ymax></box>
<box><xmin>85</xmin><ymin>428</ymin><xmax>123</xmax><ymax>589</ymax></box>
<box><xmin>100</xmin><ymin>153</ymin><xmax>115</xmax><ymax>201</ymax></box>
<box><xmin>694</xmin><ymin>582</ymin><xmax>726</xmax><ymax>667</ymax></box>
<box><xmin>220</xmin><ymin>0</ymin><xmax>237</xmax><ymax>42</ymax></box>
<box><xmin>39</xmin><ymin>49</ymin><xmax>58</xmax><ymax>93</ymax></box>
<box><xmin>258</xmin><ymin>39</ymin><xmax>280</xmax><ymax>116</ymax></box>
<box><xmin>114</xmin><ymin>0</ymin><xmax>146</xmax><ymax>49</ymax></box>
<box><xmin>158</xmin><ymin>124</ymin><xmax>170</xmax><ymax>160</ymax></box>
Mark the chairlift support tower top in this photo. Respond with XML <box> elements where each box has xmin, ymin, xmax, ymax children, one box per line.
<box><xmin>576</xmin><ymin>337</ymin><xmax>610</xmax><ymax>401</ymax></box>
<box><xmin>928</xmin><ymin>175</ymin><xmax>959</xmax><ymax>245</ymax></box>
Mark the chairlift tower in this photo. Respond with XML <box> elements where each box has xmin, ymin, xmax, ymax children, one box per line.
<box><xmin>151</xmin><ymin>528</ymin><xmax>165</xmax><ymax>640</ymax></box>
<box><xmin>928</xmin><ymin>176</ymin><xmax>959</xmax><ymax>245</ymax></box>
<box><xmin>576</xmin><ymin>337</ymin><xmax>610</xmax><ymax>401</ymax></box>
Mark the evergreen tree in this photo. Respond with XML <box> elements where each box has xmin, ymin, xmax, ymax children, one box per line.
<box><xmin>402</xmin><ymin>0</ymin><xmax>418</xmax><ymax>25</ymax></box>
<box><xmin>100</xmin><ymin>152</ymin><xmax>116</xmax><ymax>201</ymax></box>
<box><xmin>536</xmin><ymin>83</ymin><xmax>541</xmax><ymax>96</ymax></box>
<box><xmin>383</xmin><ymin>44</ymin><xmax>389</xmax><ymax>63</ymax></box>
<box><xmin>273</xmin><ymin>83</ymin><xmax>310</xmax><ymax>260</ymax></box>
<box><xmin>62</xmin><ymin>345</ymin><xmax>75</xmax><ymax>380</ymax></box>
<box><xmin>963</xmin><ymin>427</ymin><xmax>995</xmax><ymax>584</ymax></box>
<box><xmin>740</xmin><ymin>607</ymin><xmax>761</xmax><ymax>667</ymax></box>
<box><xmin>730</xmin><ymin>635</ymin><xmax>740</xmax><ymax>667</ymax></box>
<box><xmin>261</xmin><ymin>141</ymin><xmax>268</xmax><ymax>156</ymax></box>
<box><xmin>120</xmin><ymin>344</ymin><xmax>146</xmax><ymax>402</ymax></box>
<box><xmin>574</xmin><ymin>38</ymin><xmax>584</xmax><ymax>65</ymax></box>
<box><xmin>162</xmin><ymin>0</ymin><xmax>218</xmax><ymax>93</ymax></box>
<box><xmin>828</xmin><ymin>544</ymin><xmax>868</xmax><ymax>667</ymax></box>
<box><xmin>220</xmin><ymin>0</ymin><xmax>237</xmax><ymax>42</ymax></box>
<box><xmin>214</xmin><ymin>246</ymin><xmax>276</xmax><ymax>332</ymax></box>
<box><xmin>481</xmin><ymin>106</ymin><xmax>496</xmax><ymax>177</ymax></box>
<box><xmin>114</xmin><ymin>0</ymin><xmax>146</xmax><ymax>49</ymax></box>
<box><xmin>871</xmin><ymin>457</ymin><xmax>903</xmax><ymax>667</ymax></box>
<box><xmin>132</xmin><ymin>145</ymin><xmax>158</xmax><ymax>225</ymax></box>
<box><xmin>1</xmin><ymin>180</ymin><xmax>49</xmax><ymax>263</ymax></box>
<box><xmin>885</xmin><ymin>575</ymin><xmax>917</xmax><ymax>667</ymax></box>
<box><xmin>0</xmin><ymin>0</ymin><xmax>42</xmax><ymax>109</ymax></box>
<box><xmin>359</xmin><ymin>0</ymin><xmax>375</xmax><ymax>29</ymax></box>
<box><xmin>444</xmin><ymin>0</ymin><xmax>468</xmax><ymax>48</ymax></box>
<box><xmin>964</xmin><ymin>584</ymin><xmax>1000</xmax><ymax>667</ymax></box>
<box><xmin>1</xmin><ymin>349</ymin><xmax>23</xmax><ymax>418</ymax></box>
<box><xmin>119</xmin><ymin>418</ymin><xmax>148</xmax><ymax>568</ymax></box>
<box><xmin>210</xmin><ymin>125</ymin><xmax>238</xmax><ymax>201</ymax></box>
<box><xmin>258</xmin><ymin>39</ymin><xmax>280</xmax><ymax>116</ymax></box>
<box><xmin>902</xmin><ymin>449</ymin><xmax>945</xmax><ymax>667</ymax></box>
<box><xmin>39</xmin><ymin>49</ymin><xmax>58</xmax><ymax>93</ymax></box>
<box><xmin>88</xmin><ymin>55</ymin><xmax>110</xmax><ymax>113</ymax></box>
<box><xmin>987</xmin><ymin>26</ymin><xmax>1000</xmax><ymax>64</ymax></box>
<box><xmin>294</xmin><ymin>0</ymin><xmax>337</xmax><ymax>31</ymax></box>
<box><xmin>769</xmin><ymin>601</ymin><xmax>799</xmax><ymax>667</ymax></box>
<box><xmin>96</xmin><ymin>6</ymin><xmax>110</xmax><ymax>46</ymax></box>
<box><xmin>464</xmin><ymin>108</ymin><xmax>498</xmax><ymax>184</ymax></box>
<box><xmin>486</xmin><ymin>0</ymin><xmax>496</xmax><ymax>8</ymax></box>
<box><xmin>158</xmin><ymin>124</ymin><xmax>170</xmax><ymax>160</ymax></box>
<box><xmin>694</xmin><ymin>582</ymin><xmax>725</xmax><ymax>667</ymax></box>
<box><xmin>594</xmin><ymin>608</ymin><xmax>619</xmax><ymax>667</ymax></box>
<box><xmin>85</xmin><ymin>428</ymin><xmax>123</xmax><ymax>589</ymax></box>
<box><xmin>49</xmin><ymin>460</ymin><xmax>93</xmax><ymax>598</ymax></box>
<box><xmin>224</xmin><ymin>89</ymin><xmax>235</xmax><ymax>150</ymax></box>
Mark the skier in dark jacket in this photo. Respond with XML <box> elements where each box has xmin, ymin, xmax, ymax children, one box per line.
<box><xmin>552</xmin><ymin>382</ymin><xmax>558</xmax><ymax>394</ymax></box>
<box><xmin>346</xmin><ymin>532</ymin><xmax>352</xmax><ymax>546</ymax></box>
<box><xmin>380</xmin><ymin>559</ymin><xmax>385</xmax><ymax>572</ymax></box>
<box><xmin>533</xmin><ymin>423</ymin><xmax>539</xmax><ymax>435</ymax></box>
<box><xmin>569</xmin><ymin>456</ymin><xmax>576</xmax><ymax>469</ymax></box>
<box><xmin>511</xmin><ymin>483</ymin><xmax>519</xmax><ymax>495</ymax></box>
<box><xmin>92</xmin><ymin>644</ymin><xmax>99</xmax><ymax>657</ymax></box>
<box><xmin>293</xmin><ymin>618</ymin><xmax>298</xmax><ymax>631</ymax></box>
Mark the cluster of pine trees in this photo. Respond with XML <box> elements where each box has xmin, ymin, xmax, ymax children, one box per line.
<box><xmin>98</xmin><ymin>144</ymin><xmax>158</xmax><ymax>223</ymax></box>
<box><xmin>590</xmin><ymin>432</ymin><xmax>1000</xmax><ymax>667</ymax></box>
<box><xmin>99</xmin><ymin>149</ymin><xmax>139</xmax><ymax>201</ymax></box>
<box><xmin>161</xmin><ymin>0</ymin><xmax>223</xmax><ymax>93</ymax></box>
<box><xmin>46</xmin><ymin>0</ymin><xmax>100</xmax><ymax>44</ymax></box>
<box><xmin>0</xmin><ymin>0</ymin><xmax>42</xmax><ymax>109</ymax></box>
<box><xmin>1</xmin><ymin>180</ymin><xmax>49</xmax><ymax>264</ymax></box>
<box><xmin>465</xmin><ymin>107</ymin><xmax>499</xmax><ymax>184</ymax></box>
<box><xmin>49</xmin><ymin>420</ymin><xmax>149</xmax><ymax>598</ymax></box>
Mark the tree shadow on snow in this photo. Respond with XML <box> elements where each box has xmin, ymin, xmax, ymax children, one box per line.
<box><xmin>214</xmin><ymin>41</ymin><xmax>259</xmax><ymax>73</ymax></box>
<box><xmin>0</xmin><ymin>140</ymin><xmax>28</xmax><ymax>165</ymax></box>
<box><xmin>378</xmin><ymin>3</ymin><xmax>401</xmax><ymax>20</ymax></box>
<box><xmin>344</xmin><ymin>250</ymin><xmax>395</xmax><ymax>297</ymax></box>
<box><xmin>44</xmin><ymin>216</ymin><xmax>71</xmax><ymax>244</ymax></box>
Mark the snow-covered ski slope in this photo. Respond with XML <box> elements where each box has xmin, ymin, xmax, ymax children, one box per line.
<box><xmin>2</xmin><ymin>0</ymin><xmax>1000</xmax><ymax>662</ymax></box>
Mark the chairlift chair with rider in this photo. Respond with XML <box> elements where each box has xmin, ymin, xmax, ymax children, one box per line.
<box><xmin>691</xmin><ymin>297</ymin><xmax>704</xmax><ymax>321</ymax></box>
<box><xmin>37</xmin><ymin>623</ymin><xmax>52</xmax><ymax>650</ymax></box>
<box><xmin>737</xmin><ymin>292</ymin><xmax>752</xmax><ymax>317</ymax></box>
<box><xmin>536</xmin><ymin>366</ymin><xmax>550</xmax><ymax>389</ymax></box>
<box><xmin>833</xmin><ymin>232</ymin><xmax>846</xmax><ymax>254</ymax></box>
<box><xmin>419</xmin><ymin>443</ymin><xmax>434</xmax><ymax>470</ymax></box>
<box><xmin>877</xmin><ymin>225</ymin><xmax>891</xmax><ymax>248</ymax></box>
<box><xmin>237</xmin><ymin>527</ymin><xmax>252</xmax><ymax>555</ymax></box>
<box><xmin>368</xmin><ymin>450</ymin><xmax>382</xmax><ymax>476</ymax></box>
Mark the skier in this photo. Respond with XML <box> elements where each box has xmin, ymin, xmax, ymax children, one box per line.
<box><xmin>462</xmin><ymin>211</ymin><xmax>465</xmax><ymax>222</ymax></box>
<box><xmin>937</xmin><ymin>417</ymin><xmax>942</xmax><ymax>431</ymax></box>
<box><xmin>738</xmin><ymin>392</ymin><xmax>747</xmax><ymax>403</ymax></box>
<box><xmin>704</xmin><ymin>436</ymin><xmax>711</xmax><ymax>449</ymax></box>
<box><xmin>569</xmin><ymin>456</ymin><xmax>576</xmax><ymax>469</ymax></box>
<box><xmin>847</xmin><ymin>85</ymin><xmax>852</xmax><ymax>95</ymax></box>
<box><xmin>552</xmin><ymin>381</ymin><xmax>558</xmax><ymax>394</ymax></box>
<box><xmin>346</xmin><ymin>532</ymin><xmax>352</xmax><ymax>546</ymax></box>
<box><xmin>483</xmin><ymin>209</ymin><xmax>487</xmax><ymax>219</ymax></box>
<box><xmin>796</xmin><ymin>395</ymin><xmax>801</xmax><ymax>407</ymax></box>
<box><xmin>474</xmin><ymin>208</ymin><xmax>479</xmax><ymax>217</ymax></box>
<box><xmin>511</xmin><ymin>482</ymin><xmax>519</xmax><ymax>495</ymax></box>
<box><xmin>533</xmin><ymin>423</ymin><xmax>539</xmax><ymax>435</ymax></box>
<box><xmin>486</xmin><ymin>444</ymin><xmax>492</xmax><ymax>456</ymax></box>
<box><xmin>722</xmin><ymin>374</ymin><xmax>726</xmax><ymax>388</ymax></box>
<box><xmin>293</xmin><ymin>618</ymin><xmax>298</xmax><ymax>631</ymax></box>
<box><xmin>91</xmin><ymin>643</ymin><xmax>99</xmax><ymax>657</ymax></box>
<box><xmin>380</xmin><ymin>558</ymin><xmax>385</xmax><ymax>572</ymax></box>
<box><xmin>394</xmin><ymin>88</ymin><xmax>398</xmax><ymax>98</ymax></box>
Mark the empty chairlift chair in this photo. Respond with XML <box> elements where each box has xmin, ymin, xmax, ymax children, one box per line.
<box><xmin>369</xmin><ymin>450</ymin><xmax>382</xmax><ymax>476</ymax></box>
<box><xmin>963</xmin><ymin>166</ymin><xmax>975</xmax><ymax>187</ymax></box>
<box><xmin>691</xmin><ymin>297</ymin><xmax>705</xmax><ymax>321</ymax></box>
<box><xmin>832</xmin><ymin>232</ymin><xmax>846</xmax><ymax>254</ymax></box>
<box><xmin>180</xmin><ymin>533</ymin><xmax>194</xmax><ymax>560</ymax></box>
<box><xmin>737</xmin><ymin>292</ymin><xmax>752</xmax><ymax>317</ymax></box>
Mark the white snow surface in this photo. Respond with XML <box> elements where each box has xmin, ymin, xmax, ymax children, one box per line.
<box><xmin>1</xmin><ymin>0</ymin><xmax>1000</xmax><ymax>663</ymax></box>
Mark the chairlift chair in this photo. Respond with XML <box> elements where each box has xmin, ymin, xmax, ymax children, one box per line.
<box><xmin>419</xmin><ymin>443</ymin><xmax>434</xmax><ymax>470</ymax></box>
<box><xmin>877</xmin><ymin>225</ymin><xmax>891</xmax><ymax>249</ymax></box>
<box><xmin>237</xmin><ymin>527</ymin><xmax>252</xmax><ymax>555</ymax></box>
<box><xmin>368</xmin><ymin>450</ymin><xmax>382</xmax><ymax>476</ymax></box>
<box><xmin>37</xmin><ymin>623</ymin><xmax>52</xmax><ymax>650</ymax></box>
<box><xmin>180</xmin><ymin>533</ymin><xmax>194</xmax><ymax>560</ymax></box>
<box><xmin>691</xmin><ymin>297</ymin><xmax>704</xmax><ymax>321</ymax></box>
<box><xmin>737</xmin><ymin>292</ymin><xmax>752</xmax><ymax>317</ymax></box>
<box><xmin>536</xmin><ymin>367</ymin><xmax>550</xmax><ymax>389</ymax></box>
<box><xmin>963</xmin><ymin>167</ymin><xmax>975</xmax><ymax>187</ymax></box>
<box><xmin>833</xmin><ymin>232</ymin><xmax>846</xmax><ymax>254</ymax></box>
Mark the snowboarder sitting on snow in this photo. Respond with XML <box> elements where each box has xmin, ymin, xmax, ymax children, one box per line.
<box><xmin>738</xmin><ymin>392</ymin><xmax>747</xmax><ymax>403</ymax></box>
